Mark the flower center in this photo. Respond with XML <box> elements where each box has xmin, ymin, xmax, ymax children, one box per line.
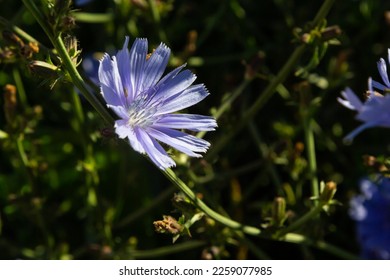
<box><xmin>126</xmin><ymin>93</ymin><xmax>159</xmax><ymax>128</ymax></box>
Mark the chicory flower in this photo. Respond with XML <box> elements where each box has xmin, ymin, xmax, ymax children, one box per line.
<box><xmin>338</xmin><ymin>84</ymin><xmax>390</xmax><ymax>142</ymax></box>
<box><xmin>338</xmin><ymin>49</ymin><xmax>390</xmax><ymax>142</ymax></box>
<box><xmin>98</xmin><ymin>37</ymin><xmax>217</xmax><ymax>169</ymax></box>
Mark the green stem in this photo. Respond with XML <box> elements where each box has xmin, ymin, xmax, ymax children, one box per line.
<box><xmin>12</xmin><ymin>68</ymin><xmax>28</xmax><ymax>111</ymax></box>
<box><xmin>304</xmin><ymin>118</ymin><xmax>319</xmax><ymax>201</ymax></box>
<box><xmin>73</xmin><ymin>12</ymin><xmax>113</xmax><ymax>23</ymax></box>
<box><xmin>162</xmin><ymin>168</ymin><xmax>261</xmax><ymax>236</ymax></box>
<box><xmin>16</xmin><ymin>135</ymin><xmax>29</xmax><ymax>167</ymax></box>
<box><xmin>22</xmin><ymin>0</ymin><xmax>114</xmax><ymax>126</ymax></box>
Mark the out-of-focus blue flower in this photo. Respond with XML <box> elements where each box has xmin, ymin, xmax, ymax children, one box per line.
<box><xmin>98</xmin><ymin>37</ymin><xmax>217</xmax><ymax>169</ymax></box>
<box><xmin>349</xmin><ymin>176</ymin><xmax>390</xmax><ymax>259</ymax></box>
<box><xmin>338</xmin><ymin>49</ymin><xmax>390</xmax><ymax>142</ymax></box>
<box><xmin>74</xmin><ymin>0</ymin><xmax>94</xmax><ymax>6</ymax></box>
<box><xmin>338</xmin><ymin>85</ymin><xmax>390</xmax><ymax>142</ymax></box>
<box><xmin>82</xmin><ymin>53</ymin><xmax>100</xmax><ymax>84</ymax></box>
<box><xmin>371</xmin><ymin>49</ymin><xmax>390</xmax><ymax>92</ymax></box>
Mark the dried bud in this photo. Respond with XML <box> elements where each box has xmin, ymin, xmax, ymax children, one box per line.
<box><xmin>362</xmin><ymin>154</ymin><xmax>388</xmax><ymax>173</ymax></box>
<box><xmin>171</xmin><ymin>193</ymin><xmax>196</xmax><ymax>214</ymax></box>
<box><xmin>0</xmin><ymin>47</ymin><xmax>15</xmax><ymax>62</ymax></box>
<box><xmin>64</xmin><ymin>35</ymin><xmax>81</xmax><ymax>66</ymax></box>
<box><xmin>28</xmin><ymin>60</ymin><xmax>59</xmax><ymax>78</ymax></box>
<box><xmin>320</xmin><ymin>25</ymin><xmax>342</xmax><ymax>41</ymax></box>
<box><xmin>153</xmin><ymin>215</ymin><xmax>183</xmax><ymax>235</ymax></box>
<box><xmin>131</xmin><ymin>0</ymin><xmax>148</xmax><ymax>9</ymax></box>
<box><xmin>2</xmin><ymin>30</ymin><xmax>24</xmax><ymax>48</ymax></box>
<box><xmin>20</xmin><ymin>42</ymin><xmax>39</xmax><ymax>59</ymax></box>
<box><xmin>62</xmin><ymin>15</ymin><xmax>76</xmax><ymax>30</ymax></box>
<box><xmin>300</xmin><ymin>33</ymin><xmax>311</xmax><ymax>43</ymax></box>
<box><xmin>100</xmin><ymin>127</ymin><xmax>116</xmax><ymax>139</ymax></box>
<box><xmin>185</xmin><ymin>30</ymin><xmax>198</xmax><ymax>54</ymax></box>
<box><xmin>319</xmin><ymin>181</ymin><xmax>337</xmax><ymax>203</ymax></box>
<box><xmin>385</xmin><ymin>11</ymin><xmax>390</xmax><ymax>26</ymax></box>
<box><xmin>3</xmin><ymin>84</ymin><xmax>17</xmax><ymax>123</ymax></box>
<box><xmin>272</xmin><ymin>197</ymin><xmax>286</xmax><ymax>227</ymax></box>
<box><xmin>244</xmin><ymin>51</ymin><xmax>265</xmax><ymax>80</ymax></box>
<box><xmin>4</xmin><ymin>84</ymin><xmax>17</xmax><ymax>107</ymax></box>
<box><xmin>363</xmin><ymin>155</ymin><xmax>377</xmax><ymax>167</ymax></box>
<box><xmin>28</xmin><ymin>42</ymin><xmax>39</xmax><ymax>54</ymax></box>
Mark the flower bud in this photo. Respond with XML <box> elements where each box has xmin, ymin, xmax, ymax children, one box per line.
<box><xmin>320</xmin><ymin>25</ymin><xmax>342</xmax><ymax>42</ymax></box>
<box><xmin>0</xmin><ymin>47</ymin><xmax>15</xmax><ymax>62</ymax></box>
<box><xmin>272</xmin><ymin>196</ymin><xmax>286</xmax><ymax>227</ymax></box>
<box><xmin>319</xmin><ymin>181</ymin><xmax>337</xmax><ymax>203</ymax></box>
<box><xmin>20</xmin><ymin>42</ymin><xmax>39</xmax><ymax>59</ymax></box>
<box><xmin>153</xmin><ymin>215</ymin><xmax>183</xmax><ymax>235</ymax></box>
<box><xmin>2</xmin><ymin>30</ymin><xmax>24</xmax><ymax>48</ymax></box>
<box><xmin>64</xmin><ymin>35</ymin><xmax>81</xmax><ymax>66</ymax></box>
<box><xmin>3</xmin><ymin>84</ymin><xmax>17</xmax><ymax>123</ymax></box>
<box><xmin>28</xmin><ymin>60</ymin><xmax>59</xmax><ymax>78</ymax></box>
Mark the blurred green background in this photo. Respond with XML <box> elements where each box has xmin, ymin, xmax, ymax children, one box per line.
<box><xmin>0</xmin><ymin>0</ymin><xmax>390</xmax><ymax>259</ymax></box>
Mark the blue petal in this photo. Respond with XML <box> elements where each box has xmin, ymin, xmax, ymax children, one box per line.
<box><xmin>155</xmin><ymin>113</ymin><xmax>217</xmax><ymax>131</ymax></box>
<box><xmin>147</xmin><ymin>127</ymin><xmax>210</xmax><ymax>157</ymax></box>
<box><xmin>141</xmin><ymin>43</ymin><xmax>170</xmax><ymax>92</ymax></box>
<box><xmin>99</xmin><ymin>53</ymin><xmax>126</xmax><ymax>107</ymax></box>
<box><xmin>371</xmin><ymin>80</ymin><xmax>387</xmax><ymax>91</ymax></box>
<box><xmin>357</xmin><ymin>95</ymin><xmax>390</xmax><ymax>125</ymax></box>
<box><xmin>75</xmin><ymin>0</ymin><xmax>93</xmax><ymax>6</ymax></box>
<box><xmin>115</xmin><ymin>120</ymin><xmax>145</xmax><ymax>154</ymax></box>
<box><xmin>108</xmin><ymin>105</ymin><xmax>128</xmax><ymax>120</ymax></box>
<box><xmin>137</xmin><ymin>128</ymin><xmax>176</xmax><ymax>169</ymax></box>
<box><xmin>388</xmin><ymin>48</ymin><xmax>390</xmax><ymax>67</ymax></box>
<box><xmin>121</xmin><ymin>38</ymin><xmax>148</xmax><ymax>103</ymax></box>
<box><xmin>377</xmin><ymin>58</ymin><xmax>390</xmax><ymax>88</ymax></box>
<box><xmin>337</xmin><ymin>87</ymin><xmax>363</xmax><ymax>111</ymax></box>
<box><xmin>156</xmin><ymin>64</ymin><xmax>186</xmax><ymax>86</ymax></box>
<box><xmin>155</xmin><ymin>69</ymin><xmax>196</xmax><ymax>100</ymax></box>
<box><xmin>157</xmin><ymin>84</ymin><xmax>210</xmax><ymax>115</ymax></box>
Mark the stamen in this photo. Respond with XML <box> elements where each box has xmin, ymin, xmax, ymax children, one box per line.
<box><xmin>126</xmin><ymin>93</ymin><xmax>160</xmax><ymax>128</ymax></box>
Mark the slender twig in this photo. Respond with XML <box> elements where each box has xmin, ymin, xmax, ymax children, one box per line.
<box><xmin>304</xmin><ymin>117</ymin><xmax>319</xmax><ymax>202</ymax></box>
<box><xmin>72</xmin><ymin>12</ymin><xmax>113</xmax><ymax>23</ymax></box>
